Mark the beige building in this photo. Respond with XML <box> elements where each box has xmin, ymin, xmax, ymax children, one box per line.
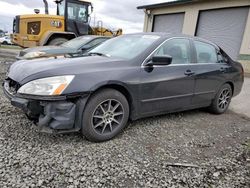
<box><xmin>138</xmin><ymin>0</ymin><xmax>250</xmax><ymax>72</ymax></box>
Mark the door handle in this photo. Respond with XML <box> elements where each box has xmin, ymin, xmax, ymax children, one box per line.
<box><xmin>184</xmin><ymin>70</ymin><xmax>195</xmax><ymax>76</ymax></box>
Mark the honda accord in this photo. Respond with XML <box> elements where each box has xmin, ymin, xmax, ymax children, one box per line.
<box><xmin>3</xmin><ymin>33</ymin><xmax>244</xmax><ymax>142</ymax></box>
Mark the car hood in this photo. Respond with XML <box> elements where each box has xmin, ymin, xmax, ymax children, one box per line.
<box><xmin>20</xmin><ymin>46</ymin><xmax>77</xmax><ymax>56</ymax></box>
<box><xmin>8</xmin><ymin>56</ymin><xmax>126</xmax><ymax>84</ymax></box>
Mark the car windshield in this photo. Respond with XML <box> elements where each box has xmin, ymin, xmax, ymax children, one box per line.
<box><xmin>61</xmin><ymin>36</ymin><xmax>93</xmax><ymax>49</ymax></box>
<box><xmin>90</xmin><ymin>34</ymin><xmax>160</xmax><ymax>60</ymax></box>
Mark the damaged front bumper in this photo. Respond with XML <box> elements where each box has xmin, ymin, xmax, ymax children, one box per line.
<box><xmin>3</xmin><ymin>80</ymin><xmax>89</xmax><ymax>134</ymax></box>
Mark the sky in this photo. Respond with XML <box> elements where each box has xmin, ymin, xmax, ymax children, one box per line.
<box><xmin>0</xmin><ymin>0</ymin><xmax>169</xmax><ymax>33</ymax></box>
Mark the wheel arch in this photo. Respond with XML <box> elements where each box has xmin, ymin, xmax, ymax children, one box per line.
<box><xmin>89</xmin><ymin>82</ymin><xmax>136</xmax><ymax>120</ymax></box>
<box><xmin>225</xmin><ymin>81</ymin><xmax>234</xmax><ymax>95</ymax></box>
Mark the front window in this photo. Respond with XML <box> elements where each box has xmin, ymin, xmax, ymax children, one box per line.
<box><xmin>58</xmin><ymin>0</ymin><xmax>65</xmax><ymax>16</ymax></box>
<box><xmin>154</xmin><ymin>38</ymin><xmax>191</xmax><ymax>64</ymax></box>
<box><xmin>67</xmin><ymin>3</ymin><xmax>88</xmax><ymax>22</ymax></box>
<box><xmin>90</xmin><ymin>35</ymin><xmax>160</xmax><ymax>60</ymax></box>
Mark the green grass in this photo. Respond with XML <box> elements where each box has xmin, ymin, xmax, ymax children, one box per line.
<box><xmin>0</xmin><ymin>45</ymin><xmax>22</xmax><ymax>50</ymax></box>
<box><xmin>239</xmin><ymin>54</ymin><xmax>250</xmax><ymax>61</ymax></box>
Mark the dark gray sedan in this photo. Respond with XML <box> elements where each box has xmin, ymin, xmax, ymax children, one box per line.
<box><xmin>17</xmin><ymin>35</ymin><xmax>110</xmax><ymax>60</ymax></box>
<box><xmin>3</xmin><ymin>33</ymin><xmax>244</xmax><ymax>142</ymax></box>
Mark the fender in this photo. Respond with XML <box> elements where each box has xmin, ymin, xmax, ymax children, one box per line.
<box><xmin>88</xmin><ymin>80</ymin><xmax>139</xmax><ymax>120</ymax></box>
<box><xmin>89</xmin><ymin>80</ymin><xmax>129</xmax><ymax>92</ymax></box>
<box><xmin>40</xmin><ymin>31</ymin><xmax>76</xmax><ymax>46</ymax></box>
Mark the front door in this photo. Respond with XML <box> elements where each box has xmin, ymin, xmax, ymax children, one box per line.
<box><xmin>139</xmin><ymin>38</ymin><xmax>196</xmax><ymax>116</ymax></box>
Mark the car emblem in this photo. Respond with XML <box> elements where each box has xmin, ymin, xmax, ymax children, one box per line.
<box><xmin>51</xmin><ymin>21</ymin><xmax>62</xmax><ymax>28</ymax></box>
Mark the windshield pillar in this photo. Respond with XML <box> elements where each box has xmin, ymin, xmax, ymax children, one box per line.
<box><xmin>56</xmin><ymin>0</ymin><xmax>66</xmax><ymax>16</ymax></box>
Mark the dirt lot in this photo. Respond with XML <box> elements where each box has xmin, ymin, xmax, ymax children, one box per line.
<box><xmin>0</xmin><ymin>52</ymin><xmax>249</xmax><ymax>187</ymax></box>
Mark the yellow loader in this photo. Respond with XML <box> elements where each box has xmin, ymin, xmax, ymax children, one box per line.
<box><xmin>12</xmin><ymin>0</ymin><xmax>122</xmax><ymax>48</ymax></box>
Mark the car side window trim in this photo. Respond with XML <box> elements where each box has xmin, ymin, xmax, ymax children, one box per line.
<box><xmin>217</xmin><ymin>50</ymin><xmax>230</xmax><ymax>64</ymax></box>
<box><xmin>141</xmin><ymin>37</ymin><xmax>196</xmax><ymax>68</ymax></box>
<box><xmin>192</xmin><ymin>39</ymin><xmax>227</xmax><ymax>65</ymax></box>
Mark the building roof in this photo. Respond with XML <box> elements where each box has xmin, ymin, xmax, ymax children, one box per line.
<box><xmin>137</xmin><ymin>0</ymin><xmax>199</xmax><ymax>10</ymax></box>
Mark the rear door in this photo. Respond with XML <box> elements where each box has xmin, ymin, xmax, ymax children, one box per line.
<box><xmin>191</xmin><ymin>40</ymin><xmax>231</xmax><ymax>106</ymax></box>
<box><xmin>139</xmin><ymin>38</ymin><xmax>196</xmax><ymax>116</ymax></box>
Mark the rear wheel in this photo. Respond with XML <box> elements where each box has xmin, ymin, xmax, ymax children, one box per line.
<box><xmin>209</xmin><ymin>84</ymin><xmax>232</xmax><ymax>114</ymax></box>
<box><xmin>48</xmin><ymin>37</ymin><xmax>68</xmax><ymax>46</ymax></box>
<box><xmin>81</xmin><ymin>89</ymin><xmax>129</xmax><ymax>142</ymax></box>
<box><xmin>2</xmin><ymin>41</ymin><xmax>8</xmax><ymax>45</ymax></box>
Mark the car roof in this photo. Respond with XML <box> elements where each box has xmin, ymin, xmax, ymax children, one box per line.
<box><xmin>124</xmin><ymin>32</ymin><xmax>219</xmax><ymax>49</ymax></box>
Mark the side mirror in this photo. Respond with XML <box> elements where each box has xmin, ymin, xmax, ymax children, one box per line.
<box><xmin>81</xmin><ymin>45</ymin><xmax>91</xmax><ymax>52</ymax></box>
<box><xmin>146</xmin><ymin>55</ymin><xmax>172</xmax><ymax>66</ymax></box>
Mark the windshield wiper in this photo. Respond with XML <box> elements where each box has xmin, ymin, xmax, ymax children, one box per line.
<box><xmin>88</xmin><ymin>52</ymin><xmax>109</xmax><ymax>57</ymax></box>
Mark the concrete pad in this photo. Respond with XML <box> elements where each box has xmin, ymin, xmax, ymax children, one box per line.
<box><xmin>240</xmin><ymin>60</ymin><xmax>250</xmax><ymax>74</ymax></box>
<box><xmin>230</xmin><ymin>77</ymin><xmax>250</xmax><ymax>118</ymax></box>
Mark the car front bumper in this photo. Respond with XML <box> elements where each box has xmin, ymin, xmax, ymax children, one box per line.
<box><xmin>3</xmin><ymin>80</ymin><xmax>89</xmax><ymax>134</ymax></box>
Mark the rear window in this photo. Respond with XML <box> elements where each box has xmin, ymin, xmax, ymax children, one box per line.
<box><xmin>194</xmin><ymin>41</ymin><xmax>217</xmax><ymax>64</ymax></box>
<box><xmin>61</xmin><ymin>36</ymin><xmax>92</xmax><ymax>49</ymax></box>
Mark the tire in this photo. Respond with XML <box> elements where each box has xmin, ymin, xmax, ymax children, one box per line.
<box><xmin>209</xmin><ymin>83</ymin><xmax>232</xmax><ymax>114</ymax></box>
<box><xmin>2</xmin><ymin>41</ymin><xmax>8</xmax><ymax>45</ymax></box>
<box><xmin>82</xmin><ymin>89</ymin><xmax>129</xmax><ymax>142</ymax></box>
<box><xmin>48</xmin><ymin>38</ymin><xmax>68</xmax><ymax>46</ymax></box>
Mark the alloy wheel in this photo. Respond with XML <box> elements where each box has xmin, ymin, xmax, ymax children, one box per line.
<box><xmin>218</xmin><ymin>88</ymin><xmax>231</xmax><ymax>110</ymax></box>
<box><xmin>91</xmin><ymin>99</ymin><xmax>124</xmax><ymax>135</ymax></box>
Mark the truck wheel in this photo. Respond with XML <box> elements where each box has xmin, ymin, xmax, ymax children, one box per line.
<box><xmin>82</xmin><ymin>89</ymin><xmax>129</xmax><ymax>142</ymax></box>
<box><xmin>48</xmin><ymin>38</ymin><xmax>68</xmax><ymax>46</ymax></box>
<box><xmin>209</xmin><ymin>84</ymin><xmax>232</xmax><ymax>114</ymax></box>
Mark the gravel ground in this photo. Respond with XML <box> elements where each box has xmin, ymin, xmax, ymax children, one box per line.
<box><xmin>0</xmin><ymin>60</ymin><xmax>249</xmax><ymax>188</ymax></box>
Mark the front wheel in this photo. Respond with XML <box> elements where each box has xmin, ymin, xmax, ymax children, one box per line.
<box><xmin>209</xmin><ymin>84</ymin><xmax>232</xmax><ymax>114</ymax></box>
<box><xmin>81</xmin><ymin>89</ymin><xmax>129</xmax><ymax>142</ymax></box>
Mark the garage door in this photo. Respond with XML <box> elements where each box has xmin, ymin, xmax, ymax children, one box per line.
<box><xmin>196</xmin><ymin>7</ymin><xmax>249</xmax><ymax>60</ymax></box>
<box><xmin>153</xmin><ymin>13</ymin><xmax>184</xmax><ymax>34</ymax></box>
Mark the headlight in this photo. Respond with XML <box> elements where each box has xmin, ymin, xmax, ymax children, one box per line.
<box><xmin>23</xmin><ymin>51</ymin><xmax>46</xmax><ymax>59</ymax></box>
<box><xmin>18</xmin><ymin>75</ymin><xmax>75</xmax><ymax>96</ymax></box>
